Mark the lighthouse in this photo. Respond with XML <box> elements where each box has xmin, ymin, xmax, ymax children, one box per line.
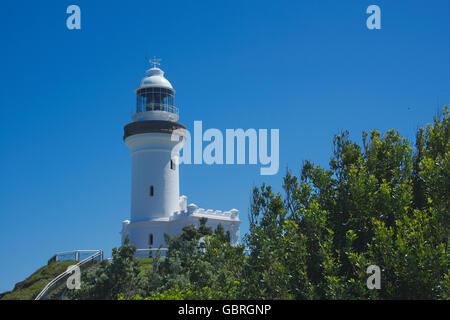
<box><xmin>120</xmin><ymin>59</ymin><xmax>240</xmax><ymax>254</ymax></box>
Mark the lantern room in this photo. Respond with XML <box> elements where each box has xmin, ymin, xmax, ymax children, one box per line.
<box><xmin>132</xmin><ymin>59</ymin><xmax>178</xmax><ymax>122</ymax></box>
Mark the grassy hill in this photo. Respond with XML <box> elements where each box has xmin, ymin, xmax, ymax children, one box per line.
<box><xmin>0</xmin><ymin>261</ymin><xmax>76</xmax><ymax>300</ymax></box>
<box><xmin>0</xmin><ymin>258</ymin><xmax>154</xmax><ymax>300</ymax></box>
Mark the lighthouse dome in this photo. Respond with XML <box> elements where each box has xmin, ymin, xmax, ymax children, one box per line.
<box><xmin>137</xmin><ymin>67</ymin><xmax>174</xmax><ymax>92</ymax></box>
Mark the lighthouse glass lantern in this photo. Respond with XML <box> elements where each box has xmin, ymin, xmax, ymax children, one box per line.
<box><xmin>136</xmin><ymin>87</ymin><xmax>175</xmax><ymax>113</ymax></box>
<box><xmin>132</xmin><ymin>62</ymin><xmax>179</xmax><ymax>122</ymax></box>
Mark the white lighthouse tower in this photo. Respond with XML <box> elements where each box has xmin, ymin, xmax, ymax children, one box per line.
<box><xmin>121</xmin><ymin>59</ymin><xmax>240</xmax><ymax>254</ymax></box>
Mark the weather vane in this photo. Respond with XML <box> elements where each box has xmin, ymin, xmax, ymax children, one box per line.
<box><xmin>149</xmin><ymin>56</ymin><xmax>162</xmax><ymax>68</ymax></box>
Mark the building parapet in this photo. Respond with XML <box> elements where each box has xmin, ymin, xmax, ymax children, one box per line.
<box><xmin>172</xmin><ymin>196</ymin><xmax>239</xmax><ymax>221</ymax></box>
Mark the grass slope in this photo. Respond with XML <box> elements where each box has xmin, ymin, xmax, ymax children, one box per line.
<box><xmin>0</xmin><ymin>261</ymin><xmax>76</xmax><ymax>300</ymax></box>
<box><xmin>0</xmin><ymin>258</ymin><xmax>155</xmax><ymax>300</ymax></box>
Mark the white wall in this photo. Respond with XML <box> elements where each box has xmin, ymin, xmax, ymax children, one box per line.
<box><xmin>122</xmin><ymin>130</ymin><xmax>240</xmax><ymax>250</ymax></box>
<box><xmin>125</xmin><ymin>132</ymin><xmax>183</xmax><ymax>221</ymax></box>
<box><xmin>123</xmin><ymin>216</ymin><xmax>240</xmax><ymax>249</ymax></box>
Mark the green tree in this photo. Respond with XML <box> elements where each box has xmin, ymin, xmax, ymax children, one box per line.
<box><xmin>243</xmin><ymin>106</ymin><xmax>449</xmax><ymax>299</ymax></box>
<box><xmin>70</xmin><ymin>237</ymin><xmax>141</xmax><ymax>300</ymax></box>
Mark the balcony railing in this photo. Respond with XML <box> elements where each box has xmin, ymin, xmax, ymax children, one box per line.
<box><xmin>136</xmin><ymin>104</ymin><xmax>179</xmax><ymax>115</ymax></box>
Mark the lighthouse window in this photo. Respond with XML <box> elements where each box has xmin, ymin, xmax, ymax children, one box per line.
<box><xmin>149</xmin><ymin>185</ymin><xmax>154</xmax><ymax>196</ymax></box>
<box><xmin>170</xmin><ymin>159</ymin><xmax>175</xmax><ymax>170</ymax></box>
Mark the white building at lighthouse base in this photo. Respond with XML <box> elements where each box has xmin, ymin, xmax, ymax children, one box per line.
<box><xmin>120</xmin><ymin>199</ymin><xmax>240</xmax><ymax>252</ymax></box>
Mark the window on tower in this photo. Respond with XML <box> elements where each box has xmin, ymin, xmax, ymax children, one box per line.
<box><xmin>170</xmin><ymin>159</ymin><xmax>175</xmax><ymax>170</ymax></box>
<box><xmin>150</xmin><ymin>185</ymin><xmax>154</xmax><ymax>196</ymax></box>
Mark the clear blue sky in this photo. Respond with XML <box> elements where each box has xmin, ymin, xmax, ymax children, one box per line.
<box><xmin>0</xmin><ymin>0</ymin><xmax>449</xmax><ymax>293</ymax></box>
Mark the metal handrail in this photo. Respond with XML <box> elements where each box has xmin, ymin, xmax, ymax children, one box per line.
<box><xmin>35</xmin><ymin>250</ymin><xmax>103</xmax><ymax>300</ymax></box>
<box><xmin>135</xmin><ymin>248</ymin><xmax>168</xmax><ymax>258</ymax></box>
<box><xmin>47</xmin><ymin>250</ymin><xmax>103</xmax><ymax>263</ymax></box>
<box><xmin>135</xmin><ymin>247</ymin><xmax>249</xmax><ymax>257</ymax></box>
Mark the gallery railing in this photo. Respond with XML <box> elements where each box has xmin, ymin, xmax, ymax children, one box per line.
<box><xmin>137</xmin><ymin>104</ymin><xmax>179</xmax><ymax>115</ymax></box>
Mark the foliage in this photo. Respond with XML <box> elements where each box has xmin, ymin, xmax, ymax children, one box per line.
<box><xmin>146</xmin><ymin>218</ymin><xmax>245</xmax><ymax>299</ymax></box>
<box><xmin>241</xmin><ymin>106</ymin><xmax>449</xmax><ymax>299</ymax></box>
<box><xmin>68</xmin><ymin>107</ymin><xmax>449</xmax><ymax>300</ymax></box>
<box><xmin>70</xmin><ymin>237</ymin><xmax>141</xmax><ymax>300</ymax></box>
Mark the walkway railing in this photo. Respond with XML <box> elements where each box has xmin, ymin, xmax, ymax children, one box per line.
<box><xmin>47</xmin><ymin>250</ymin><xmax>102</xmax><ymax>264</ymax></box>
<box><xmin>135</xmin><ymin>248</ymin><xmax>250</xmax><ymax>258</ymax></box>
<box><xmin>135</xmin><ymin>248</ymin><xmax>168</xmax><ymax>258</ymax></box>
<box><xmin>35</xmin><ymin>250</ymin><xmax>103</xmax><ymax>300</ymax></box>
